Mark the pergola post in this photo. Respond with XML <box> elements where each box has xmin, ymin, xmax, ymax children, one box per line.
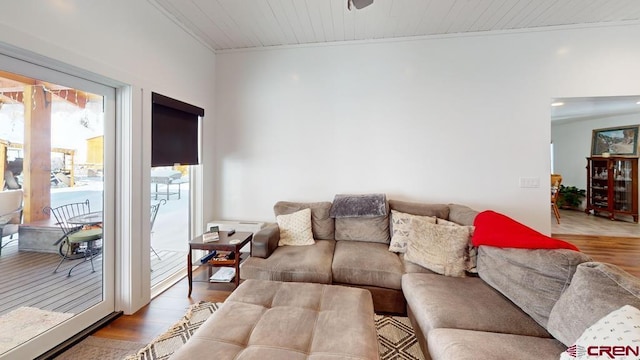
<box><xmin>23</xmin><ymin>85</ymin><xmax>51</xmax><ymax>222</ymax></box>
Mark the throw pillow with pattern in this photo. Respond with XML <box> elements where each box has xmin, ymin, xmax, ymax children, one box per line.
<box><xmin>277</xmin><ymin>208</ymin><xmax>315</xmax><ymax>246</ymax></box>
<box><xmin>389</xmin><ymin>210</ymin><xmax>436</xmax><ymax>253</ymax></box>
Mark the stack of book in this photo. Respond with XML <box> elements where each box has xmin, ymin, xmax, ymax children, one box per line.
<box><xmin>209</xmin><ymin>267</ymin><xmax>236</xmax><ymax>282</ymax></box>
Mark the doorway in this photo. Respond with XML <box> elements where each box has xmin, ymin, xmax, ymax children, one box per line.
<box><xmin>0</xmin><ymin>56</ymin><xmax>115</xmax><ymax>359</ymax></box>
<box><xmin>551</xmin><ymin>95</ymin><xmax>640</xmax><ymax>236</ymax></box>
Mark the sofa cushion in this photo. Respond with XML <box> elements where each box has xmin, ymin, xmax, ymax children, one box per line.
<box><xmin>477</xmin><ymin>246</ymin><xmax>592</xmax><ymax>328</ymax></box>
<box><xmin>332</xmin><ymin>241</ymin><xmax>403</xmax><ymax>290</ymax></box>
<box><xmin>276</xmin><ymin>208</ymin><xmax>314</xmax><ymax>246</ymax></box>
<box><xmin>388</xmin><ymin>210</ymin><xmax>436</xmax><ymax>253</ymax></box>
<box><xmin>427</xmin><ymin>329</ymin><xmax>566</xmax><ymax>360</ymax></box>
<box><xmin>389</xmin><ymin>199</ymin><xmax>450</xmax><ymax>219</ymax></box>
<box><xmin>472</xmin><ymin>210</ymin><xmax>579</xmax><ymax>250</ymax></box>
<box><xmin>560</xmin><ymin>305</ymin><xmax>640</xmax><ymax>360</ymax></box>
<box><xmin>447</xmin><ymin>203</ymin><xmax>478</xmax><ymax>226</ymax></box>
<box><xmin>547</xmin><ymin>262</ymin><xmax>640</xmax><ymax>346</ymax></box>
<box><xmin>335</xmin><ymin>216</ymin><xmax>390</xmax><ymax>243</ymax></box>
<box><xmin>240</xmin><ymin>240</ymin><xmax>335</xmax><ymax>284</ymax></box>
<box><xmin>402</xmin><ymin>273</ymin><xmax>550</xmax><ymax>338</ymax></box>
<box><xmin>274</xmin><ymin>201</ymin><xmax>334</xmax><ymax>240</ymax></box>
<box><xmin>404</xmin><ymin>218</ymin><xmax>472</xmax><ymax>277</ymax></box>
<box><xmin>400</xmin><ymin>254</ymin><xmax>437</xmax><ymax>274</ymax></box>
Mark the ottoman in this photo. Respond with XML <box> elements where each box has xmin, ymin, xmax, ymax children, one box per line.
<box><xmin>170</xmin><ymin>279</ymin><xmax>380</xmax><ymax>359</ymax></box>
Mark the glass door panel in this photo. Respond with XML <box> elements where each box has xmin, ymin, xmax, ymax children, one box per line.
<box><xmin>0</xmin><ymin>54</ymin><xmax>115</xmax><ymax>359</ymax></box>
<box><xmin>150</xmin><ymin>165</ymin><xmax>189</xmax><ymax>292</ymax></box>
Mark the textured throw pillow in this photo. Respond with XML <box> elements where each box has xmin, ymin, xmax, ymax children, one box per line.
<box><xmin>559</xmin><ymin>305</ymin><xmax>640</xmax><ymax>360</ymax></box>
<box><xmin>389</xmin><ymin>210</ymin><xmax>436</xmax><ymax>253</ymax></box>
<box><xmin>276</xmin><ymin>208</ymin><xmax>315</xmax><ymax>246</ymax></box>
<box><xmin>436</xmin><ymin>218</ymin><xmax>477</xmax><ymax>273</ymax></box>
<box><xmin>404</xmin><ymin>217</ymin><xmax>471</xmax><ymax>277</ymax></box>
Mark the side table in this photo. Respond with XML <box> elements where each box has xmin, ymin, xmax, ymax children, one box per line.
<box><xmin>187</xmin><ymin>231</ymin><xmax>253</xmax><ymax>297</ymax></box>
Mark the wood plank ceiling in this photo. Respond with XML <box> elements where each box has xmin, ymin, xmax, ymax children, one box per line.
<box><xmin>151</xmin><ymin>0</ymin><xmax>640</xmax><ymax>51</ymax></box>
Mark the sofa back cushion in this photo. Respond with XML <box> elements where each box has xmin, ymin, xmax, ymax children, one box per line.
<box><xmin>478</xmin><ymin>246</ymin><xmax>592</xmax><ymax>328</ymax></box>
<box><xmin>547</xmin><ymin>262</ymin><xmax>640</xmax><ymax>346</ymax></box>
<box><xmin>447</xmin><ymin>204</ymin><xmax>478</xmax><ymax>226</ymax></box>
<box><xmin>274</xmin><ymin>201</ymin><xmax>334</xmax><ymax>240</ymax></box>
<box><xmin>389</xmin><ymin>199</ymin><xmax>450</xmax><ymax>219</ymax></box>
<box><xmin>334</xmin><ymin>216</ymin><xmax>390</xmax><ymax>243</ymax></box>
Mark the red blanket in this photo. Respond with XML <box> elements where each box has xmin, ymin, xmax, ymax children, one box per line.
<box><xmin>472</xmin><ymin>210</ymin><xmax>579</xmax><ymax>251</ymax></box>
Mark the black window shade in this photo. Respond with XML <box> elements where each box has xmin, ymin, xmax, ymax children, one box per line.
<box><xmin>151</xmin><ymin>92</ymin><xmax>204</xmax><ymax>167</ymax></box>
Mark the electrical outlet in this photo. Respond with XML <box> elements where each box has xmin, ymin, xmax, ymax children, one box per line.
<box><xmin>519</xmin><ymin>177</ymin><xmax>540</xmax><ymax>188</ymax></box>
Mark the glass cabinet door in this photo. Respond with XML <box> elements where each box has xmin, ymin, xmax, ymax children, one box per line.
<box><xmin>613</xmin><ymin>159</ymin><xmax>634</xmax><ymax>211</ymax></box>
<box><xmin>590</xmin><ymin>158</ymin><xmax>609</xmax><ymax>209</ymax></box>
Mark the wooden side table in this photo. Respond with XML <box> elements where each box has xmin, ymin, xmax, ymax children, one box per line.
<box><xmin>187</xmin><ymin>231</ymin><xmax>252</xmax><ymax>297</ymax></box>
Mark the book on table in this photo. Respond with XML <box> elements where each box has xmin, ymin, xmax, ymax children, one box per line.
<box><xmin>202</xmin><ymin>226</ymin><xmax>220</xmax><ymax>242</ymax></box>
<box><xmin>209</xmin><ymin>267</ymin><xmax>235</xmax><ymax>282</ymax></box>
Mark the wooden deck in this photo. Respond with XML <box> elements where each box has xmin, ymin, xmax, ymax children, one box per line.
<box><xmin>0</xmin><ymin>242</ymin><xmax>185</xmax><ymax>316</ymax></box>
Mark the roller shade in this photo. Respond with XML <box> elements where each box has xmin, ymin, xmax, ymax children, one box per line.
<box><xmin>151</xmin><ymin>92</ymin><xmax>204</xmax><ymax>167</ymax></box>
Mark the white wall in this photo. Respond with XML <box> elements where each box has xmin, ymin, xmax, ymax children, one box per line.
<box><xmin>215</xmin><ymin>24</ymin><xmax>640</xmax><ymax>233</ymax></box>
<box><xmin>0</xmin><ymin>1</ymin><xmax>216</xmax><ymax>312</ymax></box>
<box><xmin>553</xmin><ymin>112</ymin><xmax>640</xmax><ymax>189</ymax></box>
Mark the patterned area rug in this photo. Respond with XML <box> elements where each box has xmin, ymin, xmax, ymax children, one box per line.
<box><xmin>54</xmin><ymin>337</ymin><xmax>145</xmax><ymax>359</ymax></box>
<box><xmin>125</xmin><ymin>301</ymin><xmax>425</xmax><ymax>360</ymax></box>
<box><xmin>0</xmin><ymin>307</ymin><xmax>74</xmax><ymax>354</ymax></box>
<box><xmin>375</xmin><ymin>314</ymin><xmax>425</xmax><ymax>360</ymax></box>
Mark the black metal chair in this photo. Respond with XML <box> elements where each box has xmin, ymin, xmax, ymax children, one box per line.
<box><xmin>150</xmin><ymin>199</ymin><xmax>166</xmax><ymax>260</ymax></box>
<box><xmin>43</xmin><ymin>199</ymin><xmax>103</xmax><ymax>277</ymax></box>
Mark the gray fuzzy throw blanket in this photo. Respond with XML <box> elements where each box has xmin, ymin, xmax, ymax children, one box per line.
<box><xmin>330</xmin><ymin>194</ymin><xmax>387</xmax><ymax>218</ymax></box>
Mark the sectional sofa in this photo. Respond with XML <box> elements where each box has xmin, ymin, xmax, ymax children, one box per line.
<box><xmin>240</xmin><ymin>195</ymin><xmax>640</xmax><ymax>359</ymax></box>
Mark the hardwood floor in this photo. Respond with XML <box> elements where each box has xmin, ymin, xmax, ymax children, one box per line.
<box><xmin>92</xmin><ymin>267</ymin><xmax>233</xmax><ymax>344</ymax></box>
<box><xmin>553</xmin><ymin>234</ymin><xmax>640</xmax><ymax>278</ymax></box>
<box><xmin>552</xmin><ymin>209</ymin><xmax>640</xmax><ymax>278</ymax></box>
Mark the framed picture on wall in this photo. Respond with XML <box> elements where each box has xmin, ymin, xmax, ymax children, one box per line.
<box><xmin>591</xmin><ymin>125</ymin><xmax>640</xmax><ymax>156</ymax></box>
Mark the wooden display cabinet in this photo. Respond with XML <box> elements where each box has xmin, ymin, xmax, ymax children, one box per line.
<box><xmin>586</xmin><ymin>156</ymin><xmax>638</xmax><ymax>222</ymax></box>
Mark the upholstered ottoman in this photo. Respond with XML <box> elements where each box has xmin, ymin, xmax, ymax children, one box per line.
<box><xmin>171</xmin><ymin>279</ymin><xmax>380</xmax><ymax>360</ymax></box>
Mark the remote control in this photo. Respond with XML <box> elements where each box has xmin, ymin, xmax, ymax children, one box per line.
<box><xmin>227</xmin><ymin>229</ymin><xmax>236</xmax><ymax>235</ymax></box>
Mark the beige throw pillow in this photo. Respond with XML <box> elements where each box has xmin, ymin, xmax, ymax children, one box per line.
<box><xmin>405</xmin><ymin>217</ymin><xmax>471</xmax><ymax>277</ymax></box>
<box><xmin>437</xmin><ymin>217</ymin><xmax>477</xmax><ymax>273</ymax></box>
<box><xmin>276</xmin><ymin>208</ymin><xmax>315</xmax><ymax>246</ymax></box>
<box><xmin>389</xmin><ymin>210</ymin><xmax>436</xmax><ymax>253</ymax></box>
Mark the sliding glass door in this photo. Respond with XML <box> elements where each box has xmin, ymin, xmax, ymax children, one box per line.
<box><xmin>0</xmin><ymin>54</ymin><xmax>115</xmax><ymax>359</ymax></box>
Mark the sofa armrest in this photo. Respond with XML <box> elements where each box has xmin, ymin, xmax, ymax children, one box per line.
<box><xmin>251</xmin><ymin>223</ymin><xmax>280</xmax><ymax>258</ymax></box>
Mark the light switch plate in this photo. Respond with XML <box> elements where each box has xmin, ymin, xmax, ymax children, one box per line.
<box><xmin>519</xmin><ymin>177</ymin><xmax>540</xmax><ymax>188</ymax></box>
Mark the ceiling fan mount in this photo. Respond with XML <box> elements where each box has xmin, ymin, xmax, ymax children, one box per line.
<box><xmin>347</xmin><ymin>0</ymin><xmax>373</xmax><ymax>10</ymax></box>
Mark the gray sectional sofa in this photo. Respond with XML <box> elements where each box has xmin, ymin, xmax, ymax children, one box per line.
<box><xmin>240</xmin><ymin>196</ymin><xmax>640</xmax><ymax>359</ymax></box>
<box><xmin>241</xmin><ymin>198</ymin><xmax>477</xmax><ymax>314</ymax></box>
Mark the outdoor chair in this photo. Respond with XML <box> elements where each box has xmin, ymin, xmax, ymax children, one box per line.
<box><xmin>0</xmin><ymin>189</ymin><xmax>23</xmax><ymax>256</ymax></box>
<box><xmin>43</xmin><ymin>199</ymin><xmax>103</xmax><ymax>277</ymax></box>
<box><xmin>150</xmin><ymin>199</ymin><xmax>166</xmax><ymax>260</ymax></box>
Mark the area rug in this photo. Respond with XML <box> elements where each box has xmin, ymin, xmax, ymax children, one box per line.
<box><xmin>0</xmin><ymin>307</ymin><xmax>74</xmax><ymax>353</ymax></box>
<box><xmin>54</xmin><ymin>336</ymin><xmax>145</xmax><ymax>360</ymax></box>
<box><xmin>125</xmin><ymin>301</ymin><xmax>425</xmax><ymax>360</ymax></box>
